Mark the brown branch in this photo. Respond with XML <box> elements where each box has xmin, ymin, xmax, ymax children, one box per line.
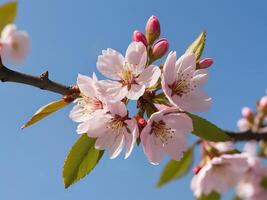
<box><xmin>0</xmin><ymin>57</ymin><xmax>72</xmax><ymax>95</ymax></box>
<box><xmin>225</xmin><ymin>128</ymin><xmax>267</xmax><ymax>141</ymax></box>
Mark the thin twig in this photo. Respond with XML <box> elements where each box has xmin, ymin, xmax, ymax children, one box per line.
<box><xmin>0</xmin><ymin>57</ymin><xmax>71</xmax><ymax>95</ymax></box>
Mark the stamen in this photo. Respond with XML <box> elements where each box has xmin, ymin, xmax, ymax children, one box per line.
<box><xmin>151</xmin><ymin>120</ymin><xmax>175</xmax><ymax>145</ymax></box>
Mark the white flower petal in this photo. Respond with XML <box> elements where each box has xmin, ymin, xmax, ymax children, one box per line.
<box><xmin>96</xmin><ymin>48</ymin><xmax>124</xmax><ymax>80</ymax></box>
<box><xmin>124</xmin><ymin>119</ymin><xmax>139</xmax><ymax>159</ymax></box>
<box><xmin>107</xmin><ymin>101</ymin><xmax>127</xmax><ymax>117</ymax></box>
<box><xmin>136</xmin><ymin>65</ymin><xmax>161</xmax><ymax>88</ymax></box>
<box><xmin>109</xmin><ymin>133</ymin><xmax>125</xmax><ymax>159</ymax></box>
<box><xmin>176</xmin><ymin>53</ymin><xmax>196</xmax><ymax>73</ymax></box>
<box><xmin>126</xmin><ymin>84</ymin><xmax>145</xmax><ymax>100</ymax></box>
<box><xmin>162</xmin><ymin>51</ymin><xmax>177</xmax><ymax>85</ymax></box>
<box><xmin>125</xmin><ymin>41</ymin><xmax>147</xmax><ymax>72</ymax></box>
<box><xmin>97</xmin><ymin>80</ymin><xmax>128</xmax><ymax>102</ymax></box>
<box><xmin>77</xmin><ymin>74</ymin><xmax>97</xmax><ymax>97</ymax></box>
<box><xmin>192</xmin><ymin>69</ymin><xmax>208</xmax><ymax>87</ymax></box>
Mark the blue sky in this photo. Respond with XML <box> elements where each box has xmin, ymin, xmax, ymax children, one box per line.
<box><xmin>0</xmin><ymin>0</ymin><xmax>267</xmax><ymax>199</ymax></box>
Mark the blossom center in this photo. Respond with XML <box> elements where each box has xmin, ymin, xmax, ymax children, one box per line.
<box><xmin>169</xmin><ymin>79</ymin><xmax>191</xmax><ymax>97</ymax></box>
<box><xmin>151</xmin><ymin>120</ymin><xmax>175</xmax><ymax>145</ymax></box>
<box><xmin>80</xmin><ymin>95</ymin><xmax>103</xmax><ymax>112</ymax></box>
<box><xmin>119</xmin><ymin>62</ymin><xmax>137</xmax><ymax>88</ymax></box>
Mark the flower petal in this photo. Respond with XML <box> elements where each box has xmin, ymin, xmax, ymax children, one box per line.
<box><xmin>192</xmin><ymin>69</ymin><xmax>208</xmax><ymax>87</ymax></box>
<box><xmin>163</xmin><ymin>133</ymin><xmax>188</xmax><ymax>161</ymax></box>
<box><xmin>124</xmin><ymin>119</ymin><xmax>139</xmax><ymax>159</ymax></box>
<box><xmin>107</xmin><ymin>101</ymin><xmax>127</xmax><ymax>117</ymax></box>
<box><xmin>96</xmin><ymin>48</ymin><xmax>124</xmax><ymax>80</ymax></box>
<box><xmin>125</xmin><ymin>41</ymin><xmax>147</xmax><ymax>73</ymax></box>
<box><xmin>126</xmin><ymin>84</ymin><xmax>145</xmax><ymax>100</ymax></box>
<box><xmin>77</xmin><ymin>74</ymin><xmax>97</xmax><ymax>97</ymax></box>
<box><xmin>176</xmin><ymin>53</ymin><xmax>196</xmax><ymax>73</ymax></box>
<box><xmin>162</xmin><ymin>51</ymin><xmax>177</xmax><ymax>85</ymax></box>
<box><xmin>109</xmin><ymin>133</ymin><xmax>125</xmax><ymax>159</ymax></box>
<box><xmin>136</xmin><ymin>65</ymin><xmax>161</xmax><ymax>88</ymax></box>
<box><xmin>97</xmin><ymin>80</ymin><xmax>128</xmax><ymax>102</ymax></box>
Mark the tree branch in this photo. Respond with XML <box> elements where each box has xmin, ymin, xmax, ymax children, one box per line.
<box><xmin>0</xmin><ymin>57</ymin><xmax>72</xmax><ymax>95</ymax></box>
<box><xmin>226</xmin><ymin>128</ymin><xmax>267</xmax><ymax>141</ymax></box>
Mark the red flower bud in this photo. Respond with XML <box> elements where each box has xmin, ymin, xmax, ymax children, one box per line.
<box><xmin>151</xmin><ymin>38</ymin><xmax>169</xmax><ymax>60</ymax></box>
<box><xmin>145</xmin><ymin>15</ymin><xmax>160</xmax><ymax>44</ymax></box>
<box><xmin>135</xmin><ymin>116</ymin><xmax>147</xmax><ymax>127</ymax></box>
<box><xmin>198</xmin><ymin>58</ymin><xmax>214</xmax><ymax>69</ymax></box>
<box><xmin>132</xmin><ymin>30</ymin><xmax>148</xmax><ymax>47</ymax></box>
<box><xmin>193</xmin><ymin>165</ymin><xmax>202</xmax><ymax>175</ymax></box>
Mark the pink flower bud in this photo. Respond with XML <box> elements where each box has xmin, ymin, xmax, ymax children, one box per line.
<box><xmin>198</xmin><ymin>58</ymin><xmax>214</xmax><ymax>69</ymax></box>
<box><xmin>260</xmin><ymin>96</ymin><xmax>267</xmax><ymax>111</ymax></box>
<box><xmin>138</xmin><ymin>118</ymin><xmax>147</xmax><ymax>127</ymax></box>
<box><xmin>151</xmin><ymin>38</ymin><xmax>169</xmax><ymax>60</ymax></box>
<box><xmin>193</xmin><ymin>165</ymin><xmax>202</xmax><ymax>175</ymax></box>
<box><xmin>132</xmin><ymin>30</ymin><xmax>147</xmax><ymax>47</ymax></box>
<box><xmin>145</xmin><ymin>15</ymin><xmax>160</xmax><ymax>44</ymax></box>
<box><xmin>241</xmin><ymin>107</ymin><xmax>254</xmax><ymax>119</ymax></box>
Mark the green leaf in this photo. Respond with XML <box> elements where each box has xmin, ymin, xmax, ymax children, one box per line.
<box><xmin>0</xmin><ymin>2</ymin><xmax>17</xmax><ymax>32</ymax></box>
<box><xmin>145</xmin><ymin>103</ymin><xmax>156</xmax><ymax>118</ymax></box>
<box><xmin>186</xmin><ymin>32</ymin><xmax>206</xmax><ymax>60</ymax></box>
<box><xmin>260</xmin><ymin>176</ymin><xmax>267</xmax><ymax>189</ymax></box>
<box><xmin>63</xmin><ymin>134</ymin><xmax>104</xmax><ymax>188</ymax></box>
<box><xmin>156</xmin><ymin>146</ymin><xmax>194</xmax><ymax>188</ymax></box>
<box><xmin>198</xmin><ymin>191</ymin><xmax>220</xmax><ymax>200</ymax></box>
<box><xmin>188</xmin><ymin>113</ymin><xmax>231</xmax><ymax>142</ymax></box>
<box><xmin>22</xmin><ymin>99</ymin><xmax>69</xmax><ymax>129</ymax></box>
<box><xmin>152</xmin><ymin>93</ymin><xmax>171</xmax><ymax>106</ymax></box>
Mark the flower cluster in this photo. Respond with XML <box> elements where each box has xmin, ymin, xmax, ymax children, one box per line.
<box><xmin>0</xmin><ymin>24</ymin><xmax>30</xmax><ymax>63</ymax></box>
<box><xmin>190</xmin><ymin>93</ymin><xmax>267</xmax><ymax>199</ymax></box>
<box><xmin>69</xmin><ymin>16</ymin><xmax>213</xmax><ymax>164</ymax></box>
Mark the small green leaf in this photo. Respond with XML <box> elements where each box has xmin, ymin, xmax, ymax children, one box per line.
<box><xmin>186</xmin><ymin>32</ymin><xmax>206</xmax><ymax>60</ymax></box>
<box><xmin>0</xmin><ymin>2</ymin><xmax>17</xmax><ymax>32</ymax></box>
<box><xmin>145</xmin><ymin>103</ymin><xmax>157</xmax><ymax>118</ymax></box>
<box><xmin>198</xmin><ymin>191</ymin><xmax>220</xmax><ymax>200</ymax></box>
<box><xmin>22</xmin><ymin>99</ymin><xmax>69</xmax><ymax>129</ymax></box>
<box><xmin>260</xmin><ymin>176</ymin><xmax>267</xmax><ymax>189</ymax></box>
<box><xmin>156</xmin><ymin>146</ymin><xmax>194</xmax><ymax>188</ymax></box>
<box><xmin>188</xmin><ymin>113</ymin><xmax>231</xmax><ymax>142</ymax></box>
<box><xmin>63</xmin><ymin>134</ymin><xmax>104</xmax><ymax>188</ymax></box>
<box><xmin>232</xmin><ymin>195</ymin><xmax>242</xmax><ymax>200</ymax></box>
<box><xmin>152</xmin><ymin>93</ymin><xmax>171</xmax><ymax>106</ymax></box>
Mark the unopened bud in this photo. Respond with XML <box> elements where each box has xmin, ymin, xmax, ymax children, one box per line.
<box><xmin>135</xmin><ymin>116</ymin><xmax>147</xmax><ymax>127</ymax></box>
<box><xmin>198</xmin><ymin>58</ymin><xmax>214</xmax><ymax>69</ymax></box>
<box><xmin>132</xmin><ymin>30</ymin><xmax>147</xmax><ymax>47</ymax></box>
<box><xmin>145</xmin><ymin>15</ymin><xmax>160</xmax><ymax>44</ymax></box>
<box><xmin>259</xmin><ymin>96</ymin><xmax>267</xmax><ymax>113</ymax></box>
<box><xmin>193</xmin><ymin>165</ymin><xmax>202</xmax><ymax>175</ymax></box>
<box><xmin>151</xmin><ymin>38</ymin><xmax>169</xmax><ymax>60</ymax></box>
<box><xmin>241</xmin><ymin>107</ymin><xmax>254</xmax><ymax>120</ymax></box>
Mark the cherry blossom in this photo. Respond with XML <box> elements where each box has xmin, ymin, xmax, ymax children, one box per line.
<box><xmin>96</xmin><ymin>41</ymin><xmax>161</xmax><ymax>102</ymax></box>
<box><xmin>161</xmin><ymin>51</ymin><xmax>211</xmax><ymax>112</ymax></box>
<box><xmin>140</xmin><ymin>107</ymin><xmax>193</xmax><ymax>165</ymax></box>
<box><xmin>190</xmin><ymin>154</ymin><xmax>249</xmax><ymax>197</ymax></box>
<box><xmin>236</xmin><ymin>159</ymin><xmax>267</xmax><ymax>200</ymax></box>
<box><xmin>0</xmin><ymin>24</ymin><xmax>30</xmax><ymax>63</ymax></box>
<box><xmin>69</xmin><ymin>74</ymin><xmax>107</xmax><ymax>134</ymax></box>
<box><xmin>82</xmin><ymin>101</ymin><xmax>139</xmax><ymax>159</ymax></box>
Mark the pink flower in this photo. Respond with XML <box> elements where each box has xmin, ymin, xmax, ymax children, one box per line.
<box><xmin>190</xmin><ymin>154</ymin><xmax>249</xmax><ymax>197</ymax></box>
<box><xmin>0</xmin><ymin>24</ymin><xmax>30</xmax><ymax>63</ymax></box>
<box><xmin>96</xmin><ymin>41</ymin><xmax>161</xmax><ymax>102</ymax></box>
<box><xmin>140</xmin><ymin>107</ymin><xmax>193</xmax><ymax>165</ymax></box>
<box><xmin>161</xmin><ymin>52</ymin><xmax>211</xmax><ymax>112</ymax></box>
<box><xmin>236</xmin><ymin>159</ymin><xmax>267</xmax><ymax>200</ymax></box>
<box><xmin>69</xmin><ymin>74</ymin><xmax>107</xmax><ymax>133</ymax></box>
<box><xmin>83</xmin><ymin>101</ymin><xmax>139</xmax><ymax>159</ymax></box>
